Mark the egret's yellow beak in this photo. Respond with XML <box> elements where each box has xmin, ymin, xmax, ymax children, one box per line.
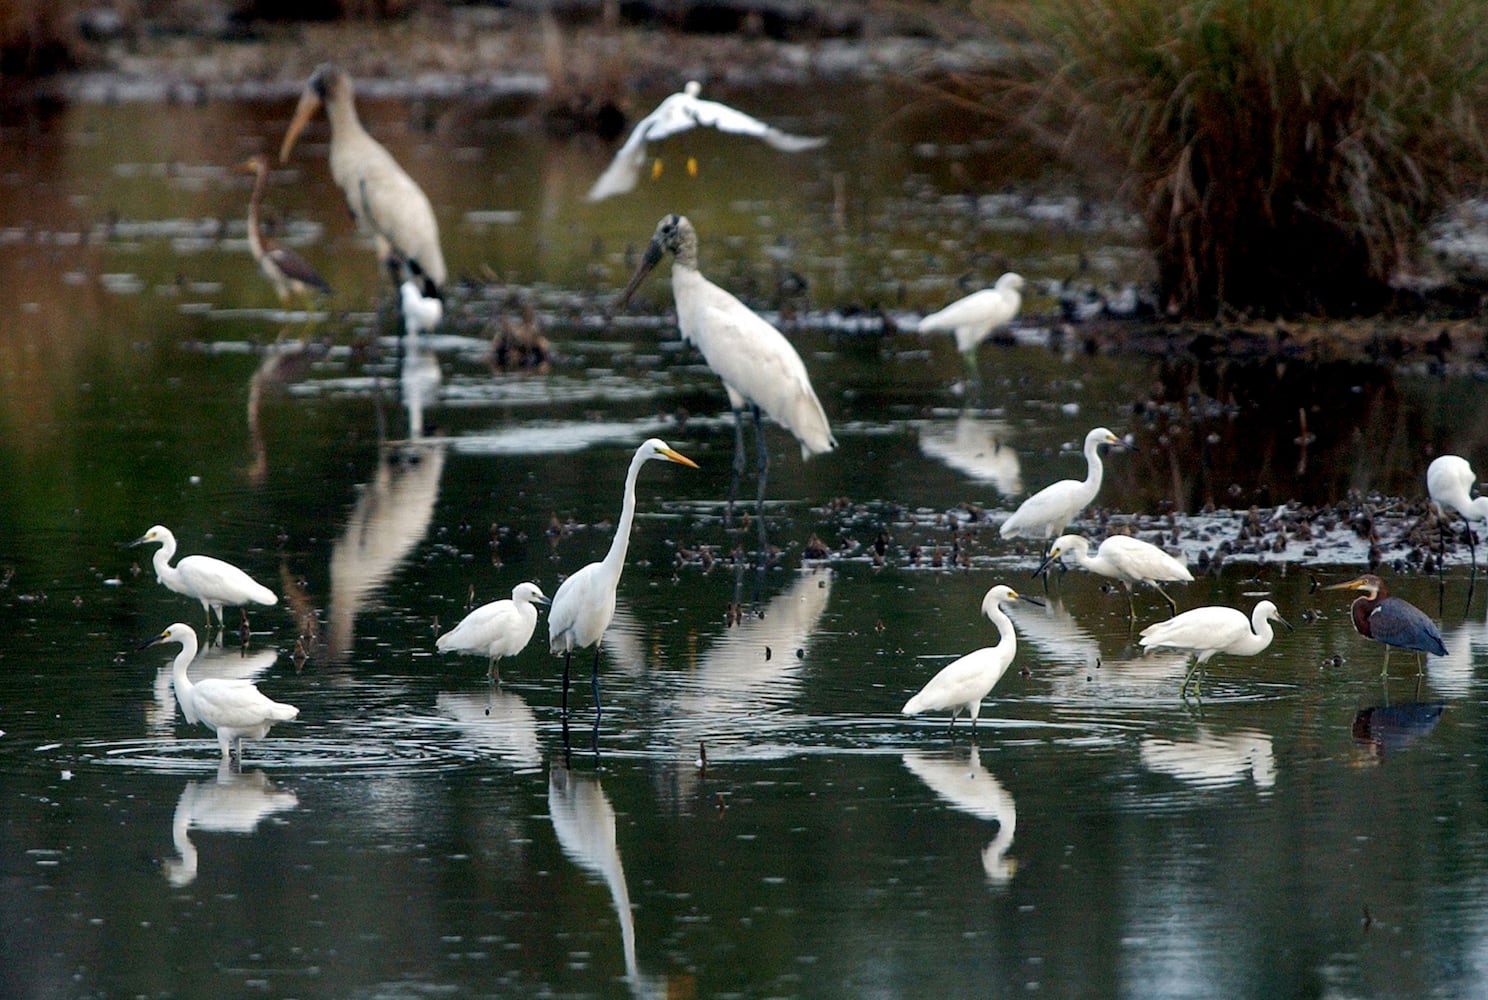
<box><xmin>280</xmin><ymin>88</ymin><xmax>322</xmax><ymax>163</ymax></box>
<box><xmin>659</xmin><ymin>446</ymin><xmax>699</xmax><ymax>469</ymax></box>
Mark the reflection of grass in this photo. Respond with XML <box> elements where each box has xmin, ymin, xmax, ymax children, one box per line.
<box><xmin>962</xmin><ymin>0</ymin><xmax>1488</xmax><ymax>318</ymax></box>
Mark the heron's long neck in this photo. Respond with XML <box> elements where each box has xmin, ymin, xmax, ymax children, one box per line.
<box><xmin>246</xmin><ymin>168</ymin><xmax>267</xmax><ymax>256</ymax></box>
<box><xmin>1082</xmin><ymin>439</ymin><xmax>1105</xmax><ymax>491</ymax></box>
<box><xmin>171</xmin><ymin>639</ymin><xmax>198</xmax><ymax>698</ymax></box>
<box><xmin>152</xmin><ymin>540</ymin><xmax>179</xmax><ymax>586</ymax></box>
<box><xmin>601</xmin><ymin>452</ymin><xmax>648</xmax><ymax>579</ymax></box>
<box><xmin>988</xmin><ymin>606</ymin><xmax>1017</xmax><ymax>655</ymax></box>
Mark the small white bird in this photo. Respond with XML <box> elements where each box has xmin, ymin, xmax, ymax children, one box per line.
<box><xmin>902</xmin><ymin>585</ymin><xmax>1040</xmax><ymax>731</ymax></box>
<box><xmin>1038</xmin><ymin>532</ymin><xmax>1193</xmax><ymax>619</ymax></box>
<box><xmin>1427</xmin><ymin>455</ymin><xmax>1488</xmax><ymax>571</ymax></box>
<box><xmin>436</xmin><ymin>582</ymin><xmax>550</xmax><ymax>685</ymax></box>
<box><xmin>1138</xmin><ymin>600</ymin><xmax>1292</xmax><ymax>697</ymax></box>
<box><xmin>129</xmin><ymin>525</ymin><xmax>277</xmax><ymax>634</ymax></box>
<box><xmin>140</xmin><ymin>623</ymin><xmax>299</xmax><ymax>762</ymax></box>
<box><xmin>549</xmin><ymin>439</ymin><xmax>699</xmax><ymax>732</ymax></box>
<box><xmin>919</xmin><ymin>273</ymin><xmax>1025</xmax><ymax>378</ymax></box>
<box><xmin>1000</xmin><ymin>427</ymin><xmax>1130</xmax><ymax>546</ymax></box>
<box><xmin>586</xmin><ymin>80</ymin><xmax>826</xmax><ymax>202</ymax></box>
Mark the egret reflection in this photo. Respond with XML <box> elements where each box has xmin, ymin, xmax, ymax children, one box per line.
<box><xmin>435</xmin><ymin>689</ymin><xmax>541</xmax><ymax>771</ymax></box>
<box><xmin>901</xmin><ymin>743</ymin><xmax>1017</xmax><ymax>883</ymax></box>
<box><xmin>1139</xmin><ymin>728</ymin><xmax>1276</xmax><ymax>792</ymax></box>
<box><xmin>917</xmin><ymin>412</ymin><xmax>1022</xmax><ymax>496</ymax></box>
<box><xmin>164</xmin><ymin>763</ymin><xmax>298</xmax><ymax>887</ymax></box>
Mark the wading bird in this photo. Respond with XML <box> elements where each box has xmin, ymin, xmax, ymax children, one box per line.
<box><xmin>129</xmin><ymin>525</ymin><xmax>277</xmax><ymax>635</ymax></box>
<box><xmin>586</xmin><ymin>80</ymin><xmax>826</xmax><ymax>202</ymax></box>
<box><xmin>1037</xmin><ymin>532</ymin><xmax>1193</xmax><ymax>620</ymax></box>
<box><xmin>1138</xmin><ymin>600</ymin><xmax>1291</xmax><ymax>698</ymax></box>
<box><xmin>613</xmin><ymin>214</ymin><xmax>835</xmax><ymax>511</ymax></box>
<box><xmin>1427</xmin><ymin>454</ymin><xmax>1488</xmax><ymax>582</ymax></box>
<box><xmin>548</xmin><ymin>439</ymin><xmax>698</xmax><ymax>742</ymax></box>
<box><xmin>1324</xmin><ymin>574</ymin><xmax>1446</xmax><ymax>677</ymax></box>
<box><xmin>1001</xmin><ymin>427</ymin><xmax>1130</xmax><ymax>548</ymax></box>
<box><xmin>139</xmin><ymin>623</ymin><xmax>298</xmax><ymax>762</ymax></box>
<box><xmin>280</xmin><ymin>62</ymin><xmax>446</xmax><ymax>290</ymax></box>
<box><xmin>237</xmin><ymin>154</ymin><xmax>332</xmax><ymax>308</ymax></box>
<box><xmin>436</xmin><ymin>582</ymin><xmax>550</xmax><ymax>685</ymax></box>
<box><xmin>918</xmin><ymin>272</ymin><xmax>1024</xmax><ymax>380</ymax></box>
<box><xmin>902</xmin><ymin>585</ymin><xmax>1041</xmax><ymax>731</ymax></box>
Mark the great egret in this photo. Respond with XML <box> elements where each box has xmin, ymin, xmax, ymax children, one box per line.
<box><xmin>586</xmin><ymin>80</ymin><xmax>826</xmax><ymax>202</ymax></box>
<box><xmin>1037</xmin><ymin>532</ymin><xmax>1193</xmax><ymax>620</ymax></box>
<box><xmin>1323</xmin><ymin>574</ymin><xmax>1446</xmax><ymax>677</ymax></box>
<box><xmin>1138</xmin><ymin>600</ymin><xmax>1291</xmax><ymax>697</ymax></box>
<box><xmin>902</xmin><ymin>584</ymin><xmax>1040</xmax><ymax>730</ymax></box>
<box><xmin>614</xmin><ymin>214</ymin><xmax>835</xmax><ymax>513</ymax></box>
<box><xmin>1427</xmin><ymin>455</ymin><xmax>1487</xmax><ymax>590</ymax></box>
<box><xmin>436</xmin><ymin>581</ymin><xmax>550</xmax><ymax>685</ymax></box>
<box><xmin>129</xmin><ymin>525</ymin><xmax>277</xmax><ymax>634</ymax></box>
<box><xmin>1000</xmin><ymin>427</ymin><xmax>1130</xmax><ymax>546</ymax></box>
<box><xmin>139</xmin><ymin>623</ymin><xmax>299</xmax><ymax>762</ymax></box>
<box><xmin>237</xmin><ymin>154</ymin><xmax>332</xmax><ymax>308</ymax></box>
<box><xmin>280</xmin><ymin>62</ymin><xmax>446</xmax><ymax>290</ymax></box>
<box><xmin>548</xmin><ymin>439</ymin><xmax>698</xmax><ymax>736</ymax></box>
<box><xmin>918</xmin><ymin>272</ymin><xmax>1025</xmax><ymax>379</ymax></box>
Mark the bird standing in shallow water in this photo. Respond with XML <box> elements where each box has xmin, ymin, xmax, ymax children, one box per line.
<box><xmin>140</xmin><ymin>623</ymin><xmax>298</xmax><ymax>763</ymax></box>
<box><xmin>1138</xmin><ymin>600</ymin><xmax>1292</xmax><ymax>697</ymax></box>
<box><xmin>548</xmin><ymin>439</ymin><xmax>698</xmax><ymax>747</ymax></box>
<box><xmin>902</xmin><ymin>585</ymin><xmax>1042</xmax><ymax>732</ymax></box>
<box><xmin>130</xmin><ymin>525</ymin><xmax>277</xmax><ymax>638</ymax></box>
<box><xmin>436</xmin><ymin>582</ymin><xmax>550</xmax><ymax>685</ymax></box>
<box><xmin>1324</xmin><ymin>574</ymin><xmax>1446</xmax><ymax>677</ymax></box>
<box><xmin>1427</xmin><ymin>455</ymin><xmax>1488</xmax><ymax>598</ymax></box>
<box><xmin>918</xmin><ymin>272</ymin><xmax>1024</xmax><ymax>381</ymax></box>
<box><xmin>1037</xmin><ymin>533</ymin><xmax>1192</xmax><ymax>621</ymax></box>
<box><xmin>237</xmin><ymin>154</ymin><xmax>332</xmax><ymax>309</ymax></box>
<box><xmin>1001</xmin><ymin>428</ymin><xmax>1131</xmax><ymax>551</ymax></box>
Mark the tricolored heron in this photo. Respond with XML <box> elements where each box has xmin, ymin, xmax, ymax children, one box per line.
<box><xmin>1324</xmin><ymin>574</ymin><xmax>1446</xmax><ymax>677</ymax></box>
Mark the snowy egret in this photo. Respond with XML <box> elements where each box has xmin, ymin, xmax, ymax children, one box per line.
<box><xmin>237</xmin><ymin>154</ymin><xmax>332</xmax><ymax>307</ymax></box>
<box><xmin>436</xmin><ymin>581</ymin><xmax>550</xmax><ymax>685</ymax></box>
<box><xmin>280</xmin><ymin>62</ymin><xmax>446</xmax><ymax>289</ymax></box>
<box><xmin>129</xmin><ymin>525</ymin><xmax>277</xmax><ymax>634</ymax></box>
<box><xmin>1427</xmin><ymin>455</ymin><xmax>1487</xmax><ymax>583</ymax></box>
<box><xmin>1138</xmin><ymin>600</ymin><xmax>1291</xmax><ymax>697</ymax></box>
<box><xmin>1323</xmin><ymin>574</ymin><xmax>1446</xmax><ymax>677</ymax></box>
<box><xmin>1037</xmin><ymin>532</ymin><xmax>1193</xmax><ymax>620</ymax></box>
<box><xmin>1000</xmin><ymin>427</ymin><xmax>1130</xmax><ymax>547</ymax></box>
<box><xmin>918</xmin><ymin>272</ymin><xmax>1025</xmax><ymax>379</ymax></box>
<box><xmin>139</xmin><ymin>623</ymin><xmax>299</xmax><ymax>762</ymax></box>
<box><xmin>614</xmin><ymin>214</ymin><xmax>835</xmax><ymax>511</ymax></box>
<box><xmin>902</xmin><ymin>584</ymin><xmax>1041</xmax><ymax>731</ymax></box>
<box><xmin>548</xmin><ymin>439</ymin><xmax>698</xmax><ymax>735</ymax></box>
<box><xmin>585</xmin><ymin>80</ymin><xmax>826</xmax><ymax>202</ymax></box>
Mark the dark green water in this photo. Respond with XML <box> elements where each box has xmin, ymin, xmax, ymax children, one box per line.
<box><xmin>2</xmin><ymin>81</ymin><xmax>1488</xmax><ymax>999</ymax></box>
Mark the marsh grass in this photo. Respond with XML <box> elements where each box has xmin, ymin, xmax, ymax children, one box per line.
<box><xmin>957</xmin><ymin>0</ymin><xmax>1488</xmax><ymax>318</ymax></box>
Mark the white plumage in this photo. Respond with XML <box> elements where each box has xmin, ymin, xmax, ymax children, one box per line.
<box><xmin>141</xmin><ymin>623</ymin><xmax>298</xmax><ymax>761</ymax></box>
<box><xmin>1000</xmin><ymin>427</ymin><xmax>1127</xmax><ymax>543</ymax></box>
<box><xmin>399</xmin><ymin>278</ymin><xmax>444</xmax><ymax>336</ymax></box>
<box><xmin>1040</xmin><ymin>532</ymin><xmax>1193</xmax><ymax>618</ymax></box>
<box><xmin>586</xmin><ymin>80</ymin><xmax>826</xmax><ymax>202</ymax></box>
<box><xmin>919</xmin><ymin>272</ymin><xmax>1025</xmax><ymax>358</ymax></box>
<box><xmin>130</xmin><ymin>524</ymin><xmax>277</xmax><ymax>631</ymax></box>
<box><xmin>281</xmin><ymin>62</ymin><xmax>446</xmax><ymax>289</ymax></box>
<box><xmin>436</xmin><ymin>581</ymin><xmax>549</xmax><ymax>684</ymax></box>
<box><xmin>902</xmin><ymin>585</ymin><xmax>1034</xmax><ymax>729</ymax></box>
<box><xmin>1138</xmin><ymin>600</ymin><xmax>1291</xmax><ymax>696</ymax></box>
<box><xmin>1427</xmin><ymin>455</ymin><xmax>1488</xmax><ymax>570</ymax></box>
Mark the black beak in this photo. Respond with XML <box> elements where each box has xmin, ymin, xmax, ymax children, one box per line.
<box><xmin>1033</xmin><ymin>552</ymin><xmax>1060</xmax><ymax>578</ymax></box>
<box><xmin>135</xmin><ymin>631</ymin><xmax>166</xmax><ymax>651</ymax></box>
<box><xmin>1018</xmin><ymin>594</ymin><xmax>1047</xmax><ymax>608</ymax></box>
<box><xmin>610</xmin><ymin>239</ymin><xmax>665</xmax><ymax>319</ymax></box>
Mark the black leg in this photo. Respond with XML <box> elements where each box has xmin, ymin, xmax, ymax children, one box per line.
<box><xmin>727</xmin><ymin>407</ymin><xmax>746</xmax><ymax>525</ymax></box>
<box><xmin>561</xmin><ymin>651</ymin><xmax>572</xmax><ymax>718</ymax></box>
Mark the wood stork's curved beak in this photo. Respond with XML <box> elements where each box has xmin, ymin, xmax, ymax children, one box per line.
<box><xmin>280</xmin><ymin>88</ymin><xmax>323</xmax><ymax>163</ymax></box>
<box><xmin>610</xmin><ymin>238</ymin><xmax>666</xmax><ymax>317</ymax></box>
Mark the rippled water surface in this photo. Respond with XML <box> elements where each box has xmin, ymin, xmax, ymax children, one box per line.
<box><xmin>4</xmin><ymin>82</ymin><xmax>1488</xmax><ymax>999</ymax></box>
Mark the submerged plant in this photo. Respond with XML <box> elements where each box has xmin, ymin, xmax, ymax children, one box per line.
<box><xmin>959</xmin><ymin>0</ymin><xmax>1488</xmax><ymax>318</ymax></box>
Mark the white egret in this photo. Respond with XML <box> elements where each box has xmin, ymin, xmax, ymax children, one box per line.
<box><xmin>140</xmin><ymin>623</ymin><xmax>299</xmax><ymax>762</ymax></box>
<box><xmin>1000</xmin><ymin>427</ymin><xmax>1130</xmax><ymax>546</ymax></box>
<box><xmin>918</xmin><ymin>272</ymin><xmax>1024</xmax><ymax>379</ymax></box>
<box><xmin>614</xmin><ymin>214</ymin><xmax>835</xmax><ymax>511</ymax></box>
<box><xmin>902</xmin><ymin>584</ymin><xmax>1040</xmax><ymax>731</ymax></box>
<box><xmin>238</xmin><ymin>154</ymin><xmax>332</xmax><ymax>308</ymax></box>
<box><xmin>548</xmin><ymin>439</ymin><xmax>698</xmax><ymax>733</ymax></box>
<box><xmin>586</xmin><ymin>80</ymin><xmax>826</xmax><ymax>202</ymax></box>
<box><xmin>1427</xmin><ymin>455</ymin><xmax>1488</xmax><ymax>587</ymax></box>
<box><xmin>280</xmin><ymin>62</ymin><xmax>446</xmax><ymax>290</ymax></box>
<box><xmin>1037</xmin><ymin>532</ymin><xmax>1193</xmax><ymax>619</ymax></box>
<box><xmin>436</xmin><ymin>581</ymin><xmax>550</xmax><ymax>685</ymax></box>
<box><xmin>1138</xmin><ymin>600</ymin><xmax>1291</xmax><ymax>697</ymax></box>
<box><xmin>129</xmin><ymin>525</ymin><xmax>277</xmax><ymax>634</ymax></box>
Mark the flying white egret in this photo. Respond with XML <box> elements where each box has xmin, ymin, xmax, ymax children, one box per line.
<box><xmin>280</xmin><ymin>62</ymin><xmax>446</xmax><ymax>290</ymax></box>
<box><xmin>436</xmin><ymin>581</ymin><xmax>550</xmax><ymax>685</ymax></box>
<box><xmin>614</xmin><ymin>214</ymin><xmax>835</xmax><ymax>512</ymax></box>
<box><xmin>902</xmin><ymin>584</ymin><xmax>1041</xmax><ymax>731</ymax></box>
<box><xmin>129</xmin><ymin>525</ymin><xmax>277</xmax><ymax>634</ymax></box>
<box><xmin>238</xmin><ymin>154</ymin><xmax>332</xmax><ymax>308</ymax></box>
<box><xmin>548</xmin><ymin>439</ymin><xmax>698</xmax><ymax>738</ymax></box>
<box><xmin>1037</xmin><ymin>532</ymin><xmax>1193</xmax><ymax>620</ymax></box>
<box><xmin>1000</xmin><ymin>427</ymin><xmax>1130</xmax><ymax>547</ymax></box>
<box><xmin>1138</xmin><ymin>600</ymin><xmax>1291</xmax><ymax>697</ymax></box>
<box><xmin>139</xmin><ymin>623</ymin><xmax>299</xmax><ymax>762</ymax></box>
<box><xmin>919</xmin><ymin>272</ymin><xmax>1024</xmax><ymax>379</ymax></box>
<box><xmin>586</xmin><ymin>80</ymin><xmax>826</xmax><ymax>202</ymax></box>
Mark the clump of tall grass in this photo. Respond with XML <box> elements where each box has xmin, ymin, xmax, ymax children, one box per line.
<box><xmin>960</xmin><ymin>0</ymin><xmax>1488</xmax><ymax>318</ymax></box>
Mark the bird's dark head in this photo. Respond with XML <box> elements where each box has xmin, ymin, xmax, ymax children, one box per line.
<box><xmin>307</xmin><ymin>63</ymin><xmax>346</xmax><ymax>102</ymax></box>
<box><xmin>612</xmin><ymin>215</ymin><xmax>694</xmax><ymax>316</ymax></box>
<box><xmin>237</xmin><ymin>154</ymin><xmax>269</xmax><ymax>178</ymax></box>
<box><xmin>282</xmin><ymin>63</ymin><xmax>347</xmax><ymax>163</ymax></box>
<box><xmin>1323</xmin><ymin>574</ymin><xmax>1385</xmax><ymax>599</ymax></box>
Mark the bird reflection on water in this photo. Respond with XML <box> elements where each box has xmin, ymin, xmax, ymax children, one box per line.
<box><xmin>901</xmin><ymin>743</ymin><xmax>1018</xmax><ymax>884</ymax></box>
<box><xmin>163</xmin><ymin>762</ymin><xmax>297</xmax><ymax>888</ymax></box>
